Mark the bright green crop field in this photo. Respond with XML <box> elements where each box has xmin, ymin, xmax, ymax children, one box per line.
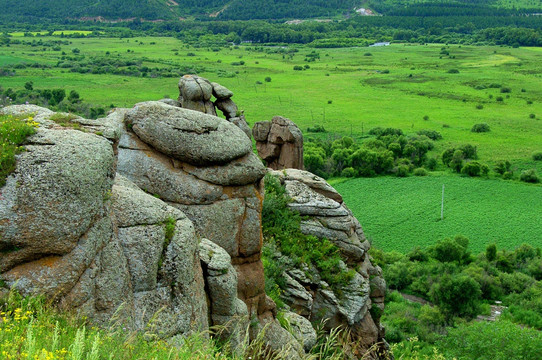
<box><xmin>335</xmin><ymin>174</ymin><xmax>542</xmax><ymax>253</ymax></box>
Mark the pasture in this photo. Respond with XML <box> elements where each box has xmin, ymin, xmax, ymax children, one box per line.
<box><xmin>335</xmin><ymin>174</ymin><xmax>542</xmax><ymax>253</ymax></box>
<box><xmin>1</xmin><ymin>36</ymin><xmax>541</xmax><ymax>169</ymax></box>
<box><xmin>1</xmin><ymin>35</ymin><xmax>541</xmax><ymax>253</ymax></box>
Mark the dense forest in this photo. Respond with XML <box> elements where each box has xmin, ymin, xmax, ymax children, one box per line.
<box><xmin>1</xmin><ymin>0</ymin><xmax>541</xmax><ymax>22</ymax></box>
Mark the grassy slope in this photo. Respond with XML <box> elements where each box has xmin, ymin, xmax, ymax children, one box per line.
<box><xmin>335</xmin><ymin>174</ymin><xmax>542</xmax><ymax>253</ymax></box>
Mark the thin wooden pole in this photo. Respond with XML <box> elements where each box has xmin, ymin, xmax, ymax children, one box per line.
<box><xmin>441</xmin><ymin>184</ymin><xmax>445</xmax><ymax>220</ymax></box>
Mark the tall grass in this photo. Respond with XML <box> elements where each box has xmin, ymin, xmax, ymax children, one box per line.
<box><xmin>0</xmin><ymin>289</ymin><xmax>374</xmax><ymax>360</ymax></box>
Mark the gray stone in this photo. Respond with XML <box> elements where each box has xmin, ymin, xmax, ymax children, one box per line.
<box><xmin>0</xmin><ymin>128</ymin><xmax>115</xmax><ymax>273</ymax></box>
<box><xmin>215</xmin><ymin>98</ymin><xmax>238</xmax><ymax>119</ymax></box>
<box><xmin>283</xmin><ymin>311</ymin><xmax>317</xmax><ymax>352</ymax></box>
<box><xmin>211</xmin><ymin>82</ymin><xmax>234</xmax><ymax>99</ymax></box>
<box><xmin>111</xmin><ymin>175</ymin><xmax>185</xmax><ymax>227</ymax></box>
<box><xmin>231</xmin><ymin>116</ymin><xmax>252</xmax><ymax>140</ymax></box>
<box><xmin>177</xmin><ymin>153</ymin><xmax>266</xmax><ymax>186</ymax></box>
<box><xmin>159</xmin><ymin>98</ymin><xmax>181</xmax><ymax>107</ymax></box>
<box><xmin>179</xmin><ymin>75</ymin><xmax>213</xmax><ymax>101</ymax></box>
<box><xmin>125</xmin><ymin>101</ymin><xmax>252</xmax><ymax>165</ymax></box>
<box><xmin>117</xmin><ymin>145</ymin><xmax>224</xmax><ymax>205</ymax></box>
<box><xmin>282</xmin><ymin>273</ymin><xmax>313</xmax><ymax>317</ymax></box>
<box><xmin>175</xmin><ymin>199</ymin><xmax>245</xmax><ymax>257</ymax></box>
<box><xmin>253</xmin><ymin>117</ymin><xmax>304</xmax><ymax>170</ymax></box>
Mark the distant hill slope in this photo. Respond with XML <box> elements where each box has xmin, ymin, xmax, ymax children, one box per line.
<box><xmin>0</xmin><ymin>0</ymin><xmax>539</xmax><ymax>21</ymax></box>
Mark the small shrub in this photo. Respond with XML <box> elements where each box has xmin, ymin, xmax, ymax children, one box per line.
<box><xmin>417</xmin><ymin>129</ymin><xmax>442</xmax><ymax>140</ymax></box>
<box><xmin>527</xmin><ymin>100</ymin><xmax>533</xmax><ymax>104</ymax></box>
<box><xmin>494</xmin><ymin>160</ymin><xmax>512</xmax><ymax>175</ymax></box>
<box><xmin>496</xmin><ymin>96</ymin><xmax>504</xmax><ymax>102</ymax></box>
<box><xmin>1</xmin><ymin>115</ymin><xmax>39</xmax><ymax>186</ymax></box>
<box><xmin>341</xmin><ymin>167</ymin><xmax>356</xmax><ymax>178</ymax></box>
<box><xmin>520</xmin><ymin>169</ymin><xmax>540</xmax><ymax>183</ymax></box>
<box><xmin>529</xmin><ymin>113</ymin><xmax>536</xmax><ymax>119</ymax></box>
<box><xmin>532</xmin><ymin>152</ymin><xmax>542</xmax><ymax>161</ymax></box>
<box><xmin>327</xmin><ymin>100</ymin><xmax>332</xmax><ymax>104</ymax></box>
<box><xmin>442</xmin><ymin>123</ymin><xmax>450</xmax><ymax>128</ymax></box>
<box><xmin>447</xmin><ymin>68</ymin><xmax>459</xmax><ymax>74</ymax></box>
<box><xmin>503</xmin><ymin>171</ymin><xmax>514</xmax><ymax>180</ymax></box>
<box><xmin>293</xmin><ymin>65</ymin><xmax>303</xmax><ymax>71</ymax></box>
<box><xmin>381</xmin><ymin>69</ymin><xmax>390</xmax><ymax>74</ymax></box>
<box><xmin>413</xmin><ymin>168</ymin><xmax>428</xmax><ymax>176</ymax></box>
<box><xmin>471</xmin><ymin>123</ymin><xmax>490</xmax><ymax>133</ymax></box>
<box><xmin>264</xmin><ymin>76</ymin><xmax>271</xmax><ymax>82</ymax></box>
<box><xmin>476</xmin><ymin>104</ymin><xmax>484</xmax><ymax>110</ymax></box>
<box><xmin>423</xmin><ymin>115</ymin><xmax>429</xmax><ymax>121</ymax></box>
<box><xmin>306</xmin><ymin>124</ymin><xmax>326</xmax><ymax>133</ymax></box>
<box><xmin>425</xmin><ymin>157</ymin><xmax>438</xmax><ymax>170</ymax></box>
<box><xmin>461</xmin><ymin>161</ymin><xmax>489</xmax><ymax>177</ymax></box>
<box><xmin>396</xmin><ymin>165</ymin><xmax>409</xmax><ymax>177</ymax></box>
<box><xmin>500</xmin><ymin>87</ymin><xmax>512</xmax><ymax>93</ymax></box>
<box><xmin>364</xmin><ymin>52</ymin><xmax>372</xmax><ymax>56</ymax></box>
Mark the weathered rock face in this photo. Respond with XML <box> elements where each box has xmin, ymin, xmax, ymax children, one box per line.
<box><xmin>176</xmin><ymin>75</ymin><xmax>251</xmax><ymax>139</ymax></box>
<box><xmin>0</xmin><ymin>103</ymin><xmax>277</xmax><ymax>350</ymax></box>
<box><xmin>116</xmin><ymin>101</ymin><xmax>273</xmax><ymax>327</ymax></box>
<box><xmin>253</xmin><ymin>116</ymin><xmax>304</xmax><ymax>170</ymax></box>
<box><xmin>269</xmin><ymin>169</ymin><xmax>387</xmax><ymax>358</ymax></box>
<box><xmin>0</xmin><ymin>107</ymin><xmax>208</xmax><ymax>338</ymax></box>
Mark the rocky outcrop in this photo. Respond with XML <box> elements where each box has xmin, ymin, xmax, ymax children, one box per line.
<box><xmin>0</xmin><ymin>111</ymin><xmax>208</xmax><ymax>337</ymax></box>
<box><xmin>269</xmin><ymin>169</ymin><xmax>388</xmax><ymax>358</ymax></box>
<box><xmin>253</xmin><ymin>116</ymin><xmax>304</xmax><ymax>170</ymax></box>
<box><xmin>176</xmin><ymin>75</ymin><xmax>251</xmax><ymax>139</ymax></box>
<box><xmin>0</xmin><ymin>102</ymin><xmax>300</xmax><ymax>357</ymax></box>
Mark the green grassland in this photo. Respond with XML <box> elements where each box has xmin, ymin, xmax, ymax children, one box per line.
<box><xmin>1</xmin><ymin>35</ymin><xmax>541</xmax><ymax>253</ymax></box>
<box><xmin>335</xmin><ymin>174</ymin><xmax>542</xmax><ymax>253</ymax></box>
<box><xmin>1</xmin><ymin>37</ymin><xmax>541</xmax><ymax>167</ymax></box>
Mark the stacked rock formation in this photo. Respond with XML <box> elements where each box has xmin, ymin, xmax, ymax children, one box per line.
<box><xmin>253</xmin><ymin>116</ymin><xmax>304</xmax><ymax>170</ymax></box>
<box><xmin>269</xmin><ymin>169</ymin><xmax>387</xmax><ymax>357</ymax></box>
<box><xmin>0</xmin><ymin>102</ymin><xmax>301</xmax><ymax>357</ymax></box>
<box><xmin>176</xmin><ymin>75</ymin><xmax>251</xmax><ymax>139</ymax></box>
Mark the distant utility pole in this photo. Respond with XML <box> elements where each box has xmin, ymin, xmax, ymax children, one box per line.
<box><xmin>441</xmin><ymin>184</ymin><xmax>445</xmax><ymax>220</ymax></box>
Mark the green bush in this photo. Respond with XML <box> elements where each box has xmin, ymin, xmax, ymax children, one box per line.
<box><xmin>341</xmin><ymin>167</ymin><xmax>356</xmax><ymax>177</ymax></box>
<box><xmin>416</xmin><ymin>129</ymin><xmax>442</xmax><ymax>140</ymax></box>
<box><xmin>413</xmin><ymin>168</ymin><xmax>428</xmax><ymax>176</ymax></box>
<box><xmin>532</xmin><ymin>151</ymin><xmax>542</xmax><ymax>161</ymax></box>
<box><xmin>0</xmin><ymin>114</ymin><xmax>38</xmax><ymax>187</ymax></box>
<box><xmin>430</xmin><ymin>274</ymin><xmax>482</xmax><ymax>319</ymax></box>
<box><xmin>520</xmin><ymin>169</ymin><xmax>540</xmax><ymax>183</ymax></box>
<box><xmin>471</xmin><ymin>123</ymin><xmax>490</xmax><ymax>133</ymax></box>
<box><xmin>461</xmin><ymin>161</ymin><xmax>489</xmax><ymax>177</ymax></box>
<box><xmin>262</xmin><ymin>174</ymin><xmax>355</xmax><ymax>294</ymax></box>
<box><xmin>494</xmin><ymin>160</ymin><xmax>511</xmax><ymax>175</ymax></box>
<box><xmin>438</xmin><ymin>320</ymin><xmax>542</xmax><ymax>360</ymax></box>
<box><xmin>425</xmin><ymin>157</ymin><xmax>437</xmax><ymax>170</ymax></box>
<box><xmin>396</xmin><ymin>164</ymin><xmax>409</xmax><ymax>177</ymax></box>
<box><xmin>447</xmin><ymin>68</ymin><xmax>459</xmax><ymax>73</ymax></box>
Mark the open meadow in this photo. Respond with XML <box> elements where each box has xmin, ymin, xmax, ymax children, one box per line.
<box><xmin>1</xmin><ymin>34</ymin><xmax>541</xmax><ymax>253</ymax></box>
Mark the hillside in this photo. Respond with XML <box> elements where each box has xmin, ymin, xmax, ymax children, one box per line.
<box><xmin>2</xmin><ymin>0</ymin><xmax>540</xmax><ymax>22</ymax></box>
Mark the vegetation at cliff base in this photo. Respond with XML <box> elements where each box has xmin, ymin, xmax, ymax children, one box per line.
<box><xmin>377</xmin><ymin>238</ymin><xmax>542</xmax><ymax>359</ymax></box>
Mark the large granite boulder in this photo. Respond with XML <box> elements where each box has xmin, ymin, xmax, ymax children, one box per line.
<box><xmin>253</xmin><ymin>116</ymin><xmax>304</xmax><ymax>170</ymax></box>
<box><xmin>0</xmin><ymin>106</ymin><xmax>208</xmax><ymax>339</ymax></box>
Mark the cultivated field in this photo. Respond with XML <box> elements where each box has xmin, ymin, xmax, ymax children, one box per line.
<box><xmin>335</xmin><ymin>174</ymin><xmax>542</xmax><ymax>253</ymax></box>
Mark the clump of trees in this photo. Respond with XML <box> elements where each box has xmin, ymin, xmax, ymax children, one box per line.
<box><xmin>374</xmin><ymin>237</ymin><xmax>542</xmax><ymax>326</ymax></box>
<box><xmin>1</xmin><ymin>85</ymin><xmax>108</xmax><ymax>119</ymax></box>
<box><xmin>304</xmin><ymin>127</ymin><xmax>439</xmax><ymax>179</ymax></box>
